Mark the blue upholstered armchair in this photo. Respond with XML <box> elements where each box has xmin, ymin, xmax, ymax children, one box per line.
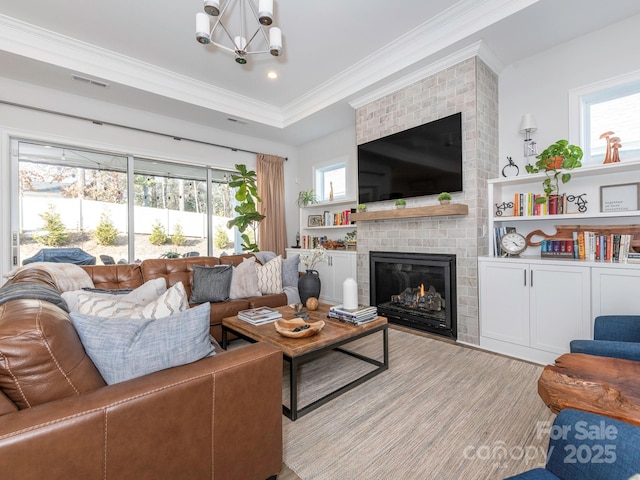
<box><xmin>570</xmin><ymin>315</ymin><xmax>640</xmax><ymax>361</ymax></box>
<box><xmin>506</xmin><ymin>409</ymin><xmax>640</xmax><ymax>479</ymax></box>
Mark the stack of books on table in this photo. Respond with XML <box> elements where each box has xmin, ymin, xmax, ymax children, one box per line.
<box><xmin>238</xmin><ymin>307</ymin><xmax>282</xmax><ymax>325</ymax></box>
<box><xmin>328</xmin><ymin>305</ymin><xmax>378</xmax><ymax>325</ymax></box>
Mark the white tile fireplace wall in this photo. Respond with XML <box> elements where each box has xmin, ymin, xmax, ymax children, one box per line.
<box><xmin>355</xmin><ymin>57</ymin><xmax>498</xmax><ymax>345</ymax></box>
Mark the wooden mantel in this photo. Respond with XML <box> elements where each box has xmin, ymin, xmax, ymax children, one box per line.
<box><xmin>351</xmin><ymin>204</ymin><xmax>469</xmax><ymax>222</ymax></box>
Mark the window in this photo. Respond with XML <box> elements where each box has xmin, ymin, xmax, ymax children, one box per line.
<box><xmin>577</xmin><ymin>78</ymin><xmax>640</xmax><ymax>164</ymax></box>
<box><xmin>315</xmin><ymin>162</ymin><xmax>346</xmax><ymax>202</ymax></box>
<box><xmin>12</xmin><ymin>139</ymin><xmax>238</xmax><ymax>266</ymax></box>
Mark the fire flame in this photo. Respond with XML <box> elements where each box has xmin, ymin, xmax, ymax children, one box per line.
<box><xmin>420</xmin><ymin>284</ymin><xmax>424</xmax><ymax>296</ymax></box>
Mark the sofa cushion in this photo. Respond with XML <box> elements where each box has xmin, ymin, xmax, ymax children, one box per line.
<box><xmin>0</xmin><ymin>389</ymin><xmax>17</xmax><ymax>415</ymax></box>
<box><xmin>62</xmin><ymin>277</ymin><xmax>167</xmax><ymax>312</ymax></box>
<box><xmin>190</xmin><ymin>264</ymin><xmax>233</xmax><ymax>303</ymax></box>
<box><xmin>70</xmin><ymin>302</ymin><xmax>216</xmax><ymax>385</ymax></box>
<box><xmin>282</xmin><ymin>254</ymin><xmax>300</xmax><ymax>288</ymax></box>
<box><xmin>0</xmin><ymin>299</ymin><xmax>106</xmax><ymax>409</ymax></box>
<box><xmin>229</xmin><ymin>257</ymin><xmax>262</xmax><ymax>299</ymax></box>
<box><xmin>81</xmin><ymin>263</ymin><xmax>145</xmax><ymax>290</ymax></box>
<box><xmin>5</xmin><ymin>262</ymin><xmax>94</xmax><ymax>292</ymax></box>
<box><xmin>140</xmin><ymin>257</ymin><xmax>221</xmax><ymax>300</ymax></box>
<box><xmin>75</xmin><ymin>282</ymin><xmax>189</xmax><ymax>319</ymax></box>
<box><xmin>255</xmin><ymin>255</ymin><xmax>284</xmax><ymax>295</ymax></box>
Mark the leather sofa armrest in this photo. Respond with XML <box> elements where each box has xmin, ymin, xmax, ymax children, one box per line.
<box><xmin>0</xmin><ymin>343</ymin><xmax>283</xmax><ymax>480</ymax></box>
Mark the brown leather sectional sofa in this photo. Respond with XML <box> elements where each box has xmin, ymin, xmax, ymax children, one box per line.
<box><xmin>82</xmin><ymin>254</ymin><xmax>289</xmax><ymax>343</ymax></box>
<box><xmin>0</xmin><ymin>256</ymin><xmax>284</xmax><ymax>479</ymax></box>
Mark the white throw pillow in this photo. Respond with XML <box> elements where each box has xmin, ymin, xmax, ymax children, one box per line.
<box><xmin>255</xmin><ymin>255</ymin><xmax>284</xmax><ymax>295</ymax></box>
<box><xmin>62</xmin><ymin>278</ymin><xmax>167</xmax><ymax>312</ymax></box>
<box><xmin>76</xmin><ymin>282</ymin><xmax>188</xmax><ymax>319</ymax></box>
<box><xmin>229</xmin><ymin>257</ymin><xmax>262</xmax><ymax>299</ymax></box>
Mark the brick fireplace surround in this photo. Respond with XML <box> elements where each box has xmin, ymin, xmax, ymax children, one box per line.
<box><xmin>354</xmin><ymin>56</ymin><xmax>498</xmax><ymax>345</ymax></box>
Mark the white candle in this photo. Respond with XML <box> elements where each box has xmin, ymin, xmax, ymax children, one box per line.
<box><xmin>343</xmin><ymin>277</ymin><xmax>358</xmax><ymax>310</ymax></box>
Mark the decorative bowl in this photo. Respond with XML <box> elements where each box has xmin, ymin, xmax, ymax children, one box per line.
<box><xmin>275</xmin><ymin>318</ymin><xmax>325</xmax><ymax>338</ymax></box>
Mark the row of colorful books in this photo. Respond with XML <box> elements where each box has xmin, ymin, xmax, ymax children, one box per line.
<box><xmin>321</xmin><ymin>209</ymin><xmax>353</xmax><ymax>226</ymax></box>
<box><xmin>541</xmin><ymin>232</ymin><xmax>634</xmax><ymax>262</ymax></box>
<box><xmin>238</xmin><ymin>307</ymin><xmax>282</xmax><ymax>325</ymax></box>
<box><xmin>509</xmin><ymin>193</ymin><xmax>573</xmax><ymax>216</ymax></box>
<box><xmin>328</xmin><ymin>304</ymin><xmax>378</xmax><ymax>325</ymax></box>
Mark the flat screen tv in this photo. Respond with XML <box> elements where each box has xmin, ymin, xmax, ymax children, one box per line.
<box><xmin>357</xmin><ymin>112</ymin><xmax>463</xmax><ymax>203</ymax></box>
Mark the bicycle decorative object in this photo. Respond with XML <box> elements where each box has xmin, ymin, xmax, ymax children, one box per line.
<box><xmin>495</xmin><ymin>201</ymin><xmax>514</xmax><ymax>216</ymax></box>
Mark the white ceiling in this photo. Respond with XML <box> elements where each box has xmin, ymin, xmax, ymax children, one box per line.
<box><xmin>1</xmin><ymin>0</ymin><xmax>640</xmax><ymax>145</ymax></box>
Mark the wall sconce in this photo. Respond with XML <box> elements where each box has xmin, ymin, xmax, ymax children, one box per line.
<box><xmin>520</xmin><ymin>114</ymin><xmax>537</xmax><ymax>157</ymax></box>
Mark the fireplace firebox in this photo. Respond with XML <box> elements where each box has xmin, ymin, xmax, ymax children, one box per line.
<box><xmin>370</xmin><ymin>251</ymin><xmax>456</xmax><ymax>339</ymax></box>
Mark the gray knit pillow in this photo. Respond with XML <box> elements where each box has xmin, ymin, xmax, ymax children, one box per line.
<box><xmin>190</xmin><ymin>264</ymin><xmax>233</xmax><ymax>303</ymax></box>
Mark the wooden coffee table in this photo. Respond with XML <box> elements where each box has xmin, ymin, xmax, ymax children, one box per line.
<box><xmin>538</xmin><ymin>353</ymin><xmax>640</xmax><ymax>426</ymax></box>
<box><xmin>222</xmin><ymin>303</ymin><xmax>388</xmax><ymax>421</ymax></box>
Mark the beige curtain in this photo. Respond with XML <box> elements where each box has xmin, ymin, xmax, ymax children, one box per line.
<box><xmin>257</xmin><ymin>153</ymin><xmax>287</xmax><ymax>255</ymax></box>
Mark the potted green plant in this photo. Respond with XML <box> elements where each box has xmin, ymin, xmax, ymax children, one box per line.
<box><xmin>525</xmin><ymin>139</ymin><xmax>583</xmax><ymax>204</ymax></box>
<box><xmin>226</xmin><ymin>164</ymin><xmax>265</xmax><ymax>252</ymax></box>
<box><xmin>437</xmin><ymin>192</ymin><xmax>452</xmax><ymax>205</ymax></box>
<box><xmin>394</xmin><ymin>198</ymin><xmax>406</xmax><ymax>209</ymax></box>
<box><xmin>357</xmin><ymin>203</ymin><xmax>367</xmax><ymax>212</ymax></box>
<box><xmin>297</xmin><ymin>189</ymin><xmax>318</xmax><ymax>207</ymax></box>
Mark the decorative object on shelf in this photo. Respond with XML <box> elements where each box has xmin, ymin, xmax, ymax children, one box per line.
<box><xmin>394</xmin><ymin>199</ymin><xmax>406</xmax><ymax>209</ymax></box>
<box><xmin>500</xmin><ymin>231</ymin><xmax>528</xmax><ymax>257</ymax></box>
<box><xmin>357</xmin><ymin>203</ymin><xmax>367</xmax><ymax>213</ymax></box>
<box><xmin>501</xmin><ymin>156</ymin><xmax>519</xmax><ymax>177</ymax></box>
<box><xmin>600</xmin><ymin>131</ymin><xmax>622</xmax><ymax>164</ymax></box>
<box><xmin>567</xmin><ymin>194</ymin><xmax>588</xmax><ymax>213</ymax></box>
<box><xmin>275</xmin><ymin>318</ymin><xmax>324</xmax><ymax>338</ymax></box>
<box><xmin>342</xmin><ymin>277</ymin><xmax>358</xmax><ymax>310</ymax></box>
<box><xmin>298</xmin><ymin>247</ymin><xmax>327</xmax><ymax>304</ymax></box>
<box><xmin>437</xmin><ymin>192</ymin><xmax>452</xmax><ymax>205</ymax></box>
<box><xmin>307</xmin><ymin>214</ymin><xmax>324</xmax><ymax>227</ymax></box>
<box><xmin>329</xmin><ymin>181</ymin><xmax>334</xmax><ymax>201</ymax></box>
<box><xmin>305</xmin><ymin>297</ymin><xmax>319</xmax><ymax>311</ymax></box>
<box><xmin>344</xmin><ymin>230</ymin><xmax>357</xmax><ymax>249</ymax></box>
<box><xmin>525</xmin><ymin>139</ymin><xmax>583</xmax><ymax>205</ymax></box>
<box><xmin>297</xmin><ymin>189</ymin><xmax>318</xmax><ymax>207</ymax></box>
<box><xmin>195</xmin><ymin>0</ymin><xmax>283</xmax><ymax>65</ymax></box>
<box><xmin>495</xmin><ymin>201</ymin><xmax>514</xmax><ymax>216</ymax></box>
<box><xmin>525</xmin><ymin>224</ymin><xmax>640</xmax><ymax>253</ymax></box>
<box><xmin>600</xmin><ymin>183</ymin><xmax>639</xmax><ymax>213</ymax></box>
<box><xmin>226</xmin><ymin>163</ymin><xmax>264</xmax><ymax>252</ymax></box>
<box><xmin>520</xmin><ymin>114</ymin><xmax>538</xmax><ymax>157</ymax></box>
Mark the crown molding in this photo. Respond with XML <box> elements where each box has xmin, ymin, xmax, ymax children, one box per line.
<box><xmin>0</xmin><ymin>0</ymin><xmax>536</xmax><ymax>130</ymax></box>
<box><xmin>281</xmin><ymin>0</ymin><xmax>534</xmax><ymax>125</ymax></box>
<box><xmin>0</xmin><ymin>14</ymin><xmax>283</xmax><ymax>128</ymax></box>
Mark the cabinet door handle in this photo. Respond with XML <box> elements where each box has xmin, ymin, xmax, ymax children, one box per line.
<box><xmin>530</xmin><ymin>270</ymin><xmax>533</xmax><ymax>287</ymax></box>
<box><xmin>524</xmin><ymin>269</ymin><xmax>527</xmax><ymax>286</ymax></box>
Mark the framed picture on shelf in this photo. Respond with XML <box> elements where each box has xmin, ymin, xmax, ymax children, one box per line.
<box><xmin>307</xmin><ymin>215</ymin><xmax>324</xmax><ymax>227</ymax></box>
<box><xmin>600</xmin><ymin>183</ymin><xmax>639</xmax><ymax>212</ymax></box>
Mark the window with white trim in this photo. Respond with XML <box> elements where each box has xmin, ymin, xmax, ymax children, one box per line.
<box><xmin>580</xmin><ymin>81</ymin><xmax>640</xmax><ymax>164</ymax></box>
<box><xmin>315</xmin><ymin>162</ymin><xmax>346</xmax><ymax>202</ymax></box>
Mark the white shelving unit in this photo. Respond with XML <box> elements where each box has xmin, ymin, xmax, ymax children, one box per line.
<box><xmin>297</xmin><ymin>199</ymin><xmax>357</xmax><ymax>248</ymax></box>
<box><xmin>480</xmin><ymin>160</ymin><xmax>640</xmax><ymax>364</ymax></box>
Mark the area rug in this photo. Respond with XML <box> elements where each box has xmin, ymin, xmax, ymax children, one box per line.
<box><xmin>282</xmin><ymin>328</ymin><xmax>554</xmax><ymax>479</ymax></box>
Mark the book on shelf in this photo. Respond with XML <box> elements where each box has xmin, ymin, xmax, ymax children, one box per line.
<box><xmin>507</xmin><ymin>192</ymin><xmax>579</xmax><ymax>217</ymax></box>
<box><xmin>329</xmin><ymin>304</ymin><xmax>378</xmax><ymax>318</ymax></box>
<box><xmin>237</xmin><ymin>307</ymin><xmax>282</xmax><ymax>324</ymax></box>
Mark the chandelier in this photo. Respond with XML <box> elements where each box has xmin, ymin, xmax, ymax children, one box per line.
<box><xmin>195</xmin><ymin>0</ymin><xmax>283</xmax><ymax>65</ymax></box>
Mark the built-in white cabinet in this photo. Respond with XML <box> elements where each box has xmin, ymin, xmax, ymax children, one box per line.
<box><xmin>480</xmin><ymin>161</ymin><xmax>640</xmax><ymax>364</ymax></box>
<box><xmin>479</xmin><ymin>258</ymin><xmax>591</xmax><ymax>364</ymax></box>
<box><xmin>591</xmin><ymin>265</ymin><xmax>640</xmax><ymax>317</ymax></box>
<box><xmin>286</xmin><ymin>248</ymin><xmax>357</xmax><ymax>305</ymax></box>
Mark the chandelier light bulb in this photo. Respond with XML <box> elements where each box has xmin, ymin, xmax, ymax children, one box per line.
<box><xmin>269</xmin><ymin>27</ymin><xmax>282</xmax><ymax>56</ymax></box>
<box><xmin>258</xmin><ymin>0</ymin><xmax>274</xmax><ymax>25</ymax></box>
<box><xmin>195</xmin><ymin>13</ymin><xmax>211</xmax><ymax>44</ymax></box>
<box><xmin>204</xmin><ymin>0</ymin><xmax>220</xmax><ymax>16</ymax></box>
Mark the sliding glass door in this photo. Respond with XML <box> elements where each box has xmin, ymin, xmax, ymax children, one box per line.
<box><xmin>11</xmin><ymin>139</ymin><xmax>237</xmax><ymax>266</ymax></box>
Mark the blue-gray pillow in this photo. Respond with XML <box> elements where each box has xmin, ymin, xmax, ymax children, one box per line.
<box><xmin>190</xmin><ymin>264</ymin><xmax>232</xmax><ymax>303</ymax></box>
<box><xmin>70</xmin><ymin>303</ymin><xmax>215</xmax><ymax>385</ymax></box>
<box><xmin>282</xmin><ymin>254</ymin><xmax>300</xmax><ymax>288</ymax></box>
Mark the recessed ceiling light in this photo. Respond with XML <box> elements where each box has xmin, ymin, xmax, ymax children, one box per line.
<box><xmin>267</xmin><ymin>71</ymin><xmax>278</xmax><ymax>79</ymax></box>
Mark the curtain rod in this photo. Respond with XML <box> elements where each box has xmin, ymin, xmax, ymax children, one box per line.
<box><xmin>0</xmin><ymin>100</ymin><xmax>287</xmax><ymax>160</ymax></box>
